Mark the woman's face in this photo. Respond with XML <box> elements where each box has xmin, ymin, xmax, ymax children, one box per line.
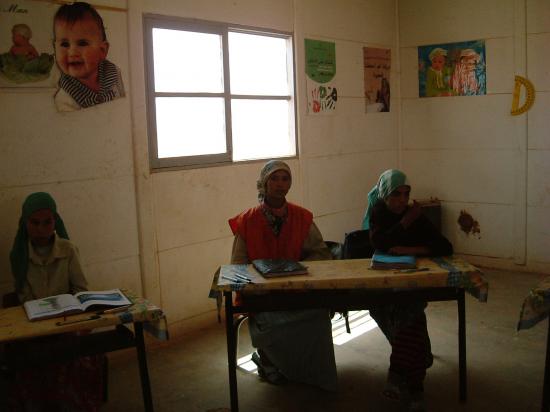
<box><xmin>265</xmin><ymin>170</ymin><xmax>291</xmax><ymax>201</ymax></box>
<box><xmin>26</xmin><ymin>208</ymin><xmax>55</xmax><ymax>246</ymax></box>
<box><xmin>385</xmin><ymin>185</ymin><xmax>410</xmax><ymax>214</ymax></box>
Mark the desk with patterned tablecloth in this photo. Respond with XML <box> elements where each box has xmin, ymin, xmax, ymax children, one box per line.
<box><xmin>212</xmin><ymin>256</ymin><xmax>488</xmax><ymax>412</ymax></box>
<box><xmin>0</xmin><ymin>293</ymin><xmax>168</xmax><ymax>412</ymax></box>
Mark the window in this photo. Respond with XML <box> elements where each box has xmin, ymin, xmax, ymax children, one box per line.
<box><xmin>143</xmin><ymin>16</ymin><xmax>297</xmax><ymax>169</ymax></box>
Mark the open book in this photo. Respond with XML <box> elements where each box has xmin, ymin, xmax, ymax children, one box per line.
<box><xmin>370</xmin><ymin>250</ymin><xmax>417</xmax><ymax>270</ymax></box>
<box><xmin>252</xmin><ymin>259</ymin><xmax>308</xmax><ymax>278</ymax></box>
<box><xmin>23</xmin><ymin>289</ymin><xmax>132</xmax><ymax>321</ymax></box>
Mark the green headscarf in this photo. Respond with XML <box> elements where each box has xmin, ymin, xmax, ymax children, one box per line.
<box><xmin>362</xmin><ymin>169</ymin><xmax>410</xmax><ymax>230</ymax></box>
<box><xmin>9</xmin><ymin>192</ymin><xmax>69</xmax><ymax>292</ymax></box>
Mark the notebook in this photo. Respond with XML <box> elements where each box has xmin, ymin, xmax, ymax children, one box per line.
<box><xmin>370</xmin><ymin>250</ymin><xmax>417</xmax><ymax>270</ymax></box>
<box><xmin>252</xmin><ymin>259</ymin><xmax>309</xmax><ymax>278</ymax></box>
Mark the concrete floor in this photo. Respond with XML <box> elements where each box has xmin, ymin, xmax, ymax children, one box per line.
<box><xmin>102</xmin><ymin>268</ymin><xmax>548</xmax><ymax>411</ymax></box>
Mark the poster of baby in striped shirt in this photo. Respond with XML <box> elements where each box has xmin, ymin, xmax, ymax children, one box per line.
<box><xmin>0</xmin><ymin>1</ymin><xmax>125</xmax><ymax>112</ymax></box>
<box><xmin>52</xmin><ymin>2</ymin><xmax>125</xmax><ymax>112</ymax></box>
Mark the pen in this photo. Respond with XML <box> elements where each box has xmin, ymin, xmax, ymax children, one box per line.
<box><xmin>395</xmin><ymin>267</ymin><xmax>430</xmax><ymax>273</ymax></box>
<box><xmin>222</xmin><ymin>275</ymin><xmax>250</xmax><ymax>283</ymax></box>
<box><xmin>233</xmin><ymin>273</ymin><xmax>252</xmax><ymax>282</ymax></box>
<box><xmin>56</xmin><ymin>315</ymin><xmax>100</xmax><ymax>326</ymax></box>
<box><xmin>96</xmin><ymin>305</ymin><xmax>132</xmax><ymax>315</ymax></box>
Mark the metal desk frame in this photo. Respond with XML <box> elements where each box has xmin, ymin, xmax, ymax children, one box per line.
<box><xmin>223</xmin><ymin>286</ymin><xmax>467</xmax><ymax>412</ymax></box>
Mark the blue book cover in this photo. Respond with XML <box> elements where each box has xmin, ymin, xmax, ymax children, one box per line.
<box><xmin>371</xmin><ymin>250</ymin><xmax>416</xmax><ymax>269</ymax></box>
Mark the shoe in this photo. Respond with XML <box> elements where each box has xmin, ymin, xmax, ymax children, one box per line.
<box><xmin>251</xmin><ymin>352</ymin><xmax>287</xmax><ymax>385</ymax></box>
<box><xmin>406</xmin><ymin>391</ymin><xmax>426</xmax><ymax>412</ymax></box>
<box><xmin>382</xmin><ymin>371</ymin><xmax>406</xmax><ymax>401</ymax></box>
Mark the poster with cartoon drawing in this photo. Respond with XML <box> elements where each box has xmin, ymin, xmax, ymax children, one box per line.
<box><xmin>364</xmin><ymin>47</ymin><xmax>391</xmax><ymax>113</ymax></box>
<box><xmin>0</xmin><ymin>1</ymin><xmax>56</xmax><ymax>87</ymax></box>
<box><xmin>418</xmin><ymin>40</ymin><xmax>486</xmax><ymax>98</ymax></box>
<box><xmin>0</xmin><ymin>1</ymin><xmax>125</xmax><ymax>112</ymax></box>
<box><xmin>305</xmin><ymin>39</ymin><xmax>337</xmax><ymax>115</ymax></box>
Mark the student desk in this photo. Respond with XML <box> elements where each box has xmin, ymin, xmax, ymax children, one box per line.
<box><xmin>0</xmin><ymin>294</ymin><xmax>168</xmax><ymax>412</ymax></box>
<box><xmin>518</xmin><ymin>277</ymin><xmax>550</xmax><ymax>412</ymax></box>
<box><xmin>213</xmin><ymin>256</ymin><xmax>488</xmax><ymax>412</ymax></box>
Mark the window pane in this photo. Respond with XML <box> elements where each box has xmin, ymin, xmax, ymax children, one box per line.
<box><xmin>152</xmin><ymin>28</ymin><xmax>223</xmax><ymax>93</ymax></box>
<box><xmin>156</xmin><ymin>97</ymin><xmax>226</xmax><ymax>158</ymax></box>
<box><xmin>229</xmin><ymin>32</ymin><xmax>290</xmax><ymax>95</ymax></box>
<box><xmin>231</xmin><ymin>99</ymin><xmax>295</xmax><ymax>161</ymax></box>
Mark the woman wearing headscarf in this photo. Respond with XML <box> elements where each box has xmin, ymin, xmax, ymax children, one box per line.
<box><xmin>363</xmin><ymin>169</ymin><xmax>453</xmax><ymax>412</ymax></box>
<box><xmin>10</xmin><ymin>191</ymin><xmax>88</xmax><ymax>303</ymax></box>
<box><xmin>7</xmin><ymin>192</ymin><xmax>104</xmax><ymax>412</ymax></box>
<box><xmin>229</xmin><ymin>160</ymin><xmax>337</xmax><ymax>390</ymax></box>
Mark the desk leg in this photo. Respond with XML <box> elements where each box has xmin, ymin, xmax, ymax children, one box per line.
<box><xmin>542</xmin><ymin>317</ymin><xmax>550</xmax><ymax>412</ymax></box>
<box><xmin>458</xmin><ymin>289</ymin><xmax>467</xmax><ymax>402</ymax></box>
<box><xmin>225</xmin><ymin>292</ymin><xmax>239</xmax><ymax>412</ymax></box>
<box><xmin>134</xmin><ymin>322</ymin><xmax>154</xmax><ymax>412</ymax></box>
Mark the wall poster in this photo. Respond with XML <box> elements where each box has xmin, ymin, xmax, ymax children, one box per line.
<box><xmin>363</xmin><ymin>47</ymin><xmax>391</xmax><ymax>113</ymax></box>
<box><xmin>305</xmin><ymin>38</ymin><xmax>337</xmax><ymax>115</ymax></box>
<box><xmin>0</xmin><ymin>1</ymin><xmax>56</xmax><ymax>88</ymax></box>
<box><xmin>418</xmin><ymin>39</ymin><xmax>486</xmax><ymax>98</ymax></box>
<box><xmin>0</xmin><ymin>1</ymin><xmax>126</xmax><ymax>112</ymax></box>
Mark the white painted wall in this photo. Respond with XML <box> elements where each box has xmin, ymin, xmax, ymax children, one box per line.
<box><xmin>127</xmin><ymin>0</ymin><xmax>398</xmax><ymax>332</ymax></box>
<box><xmin>0</xmin><ymin>0</ymin><xmax>142</xmax><ymax>297</ymax></box>
<box><xmin>398</xmin><ymin>0</ymin><xmax>550</xmax><ymax>273</ymax></box>
<box><xmin>7</xmin><ymin>0</ymin><xmax>546</xmax><ymax>332</ymax></box>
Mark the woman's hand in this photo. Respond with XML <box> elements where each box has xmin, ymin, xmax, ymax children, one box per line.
<box><xmin>400</xmin><ymin>201</ymin><xmax>422</xmax><ymax>229</ymax></box>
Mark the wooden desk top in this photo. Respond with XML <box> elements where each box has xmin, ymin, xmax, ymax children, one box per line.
<box><xmin>0</xmin><ymin>295</ymin><xmax>167</xmax><ymax>343</ymax></box>
<box><xmin>216</xmin><ymin>256</ymin><xmax>487</xmax><ymax>302</ymax></box>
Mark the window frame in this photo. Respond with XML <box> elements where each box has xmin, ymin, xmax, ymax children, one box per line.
<box><xmin>143</xmin><ymin>15</ymin><xmax>298</xmax><ymax>170</ymax></box>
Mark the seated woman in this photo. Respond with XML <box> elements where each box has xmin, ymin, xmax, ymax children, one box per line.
<box><xmin>229</xmin><ymin>160</ymin><xmax>337</xmax><ymax>390</ymax></box>
<box><xmin>7</xmin><ymin>192</ymin><xmax>104</xmax><ymax>412</ymax></box>
<box><xmin>362</xmin><ymin>169</ymin><xmax>453</xmax><ymax>412</ymax></box>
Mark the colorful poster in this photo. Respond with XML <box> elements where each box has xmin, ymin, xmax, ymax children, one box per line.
<box><xmin>0</xmin><ymin>1</ymin><xmax>126</xmax><ymax>112</ymax></box>
<box><xmin>418</xmin><ymin>40</ymin><xmax>486</xmax><ymax>98</ymax></box>
<box><xmin>0</xmin><ymin>1</ymin><xmax>57</xmax><ymax>88</ymax></box>
<box><xmin>305</xmin><ymin>39</ymin><xmax>337</xmax><ymax>114</ymax></box>
<box><xmin>363</xmin><ymin>47</ymin><xmax>391</xmax><ymax>113</ymax></box>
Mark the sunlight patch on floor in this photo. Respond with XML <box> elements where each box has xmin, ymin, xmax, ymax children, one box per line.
<box><xmin>332</xmin><ymin>310</ymin><xmax>378</xmax><ymax>345</ymax></box>
<box><xmin>236</xmin><ymin>310</ymin><xmax>377</xmax><ymax>372</ymax></box>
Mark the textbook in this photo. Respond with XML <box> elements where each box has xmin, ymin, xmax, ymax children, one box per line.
<box><xmin>23</xmin><ymin>289</ymin><xmax>132</xmax><ymax>321</ymax></box>
<box><xmin>252</xmin><ymin>259</ymin><xmax>309</xmax><ymax>278</ymax></box>
<box><xmin>370</xmin><ymin>250</ymin><xmax>417</xmax><ymax>270</ymax></box>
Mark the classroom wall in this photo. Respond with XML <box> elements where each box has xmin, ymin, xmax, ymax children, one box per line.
<box><xmin>398</xmin><ymin>0</ymin><xmax>550</xmax><ymax>273</ymax></box>
<box><xmin>127</xmin><ymin>0</ymin><xmax>399</xmax><ymax>332</ymax></box>
<box><xmin>3</xmin><ymin>0</ymin><xmax>545</xmax><ymax>333</ymax></box>
<box><xmin>0</xmin><ymin>0</ymin><xmax>142</xmax><ymax>297</ymax></box>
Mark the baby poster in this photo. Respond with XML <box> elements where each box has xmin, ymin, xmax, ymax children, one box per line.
<box><xmin>305</xmin><ymin>38</ymin><xmax>338</xmax><ymax>115</ymax></box>
<box><xmin>0</xmin><ymin>1</ymin><xmax>126</xmax><ymax>112</ymax></box>
<box><xmin>418</xmin><ymin>40</ymin><xmax>486</xmax><ymax>98</ymax></box>
<box><xmin>0</xmin><ymin>1</ymin><xmax>57</xmax><ymax>88</ymax></box>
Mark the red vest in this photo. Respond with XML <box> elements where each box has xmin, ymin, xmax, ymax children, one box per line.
<box><xmin>229</xmin><ymin>202</ymin><xmax>313</xmax><ymax>261</ymax></box>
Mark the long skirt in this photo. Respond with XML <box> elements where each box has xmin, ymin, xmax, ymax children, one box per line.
<box><xmin>248</xmin><ymin>309</ymin><xmax>337</xmax><ymax>391</ymax></box>
<box><xmin>3</xmin><ymin>333</ymin><xmax>105</xmax><ymax>412</ymax></box>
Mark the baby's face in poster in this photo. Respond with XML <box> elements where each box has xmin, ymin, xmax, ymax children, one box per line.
<box><xmin>54</xmin><ymin>16</ymin><xmax>108</xmax><ymax>90</ymax></box>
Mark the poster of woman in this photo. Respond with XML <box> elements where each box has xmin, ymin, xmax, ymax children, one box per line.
<box><xmin>418</xmin><ymin>40</ymin><xmax>486</xmax><ymax>98</ymax></box>
<box><xmin>363</xmin><ymin>47</ymin><xmax>391</xmax><ymax>112</ymax></box>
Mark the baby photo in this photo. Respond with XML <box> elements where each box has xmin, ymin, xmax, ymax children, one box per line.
<box><xmin>53</xmin><ymin>1</ymin><xmax>125</xmax><ymax>112</ymax></box>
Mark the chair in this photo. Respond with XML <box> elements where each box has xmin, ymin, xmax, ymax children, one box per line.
<box><xmin>343</xmin><ymin>229</ymin><xmax>374</xmax><ymax>259</ymax></box>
